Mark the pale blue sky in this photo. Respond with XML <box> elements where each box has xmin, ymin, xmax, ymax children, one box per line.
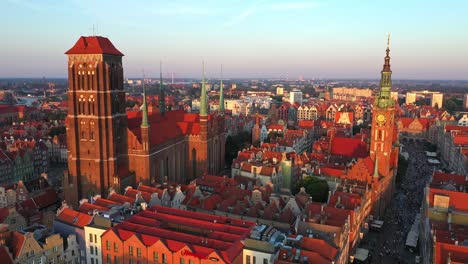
<box><xmin>1</xmin><ymin>0</ymin><xmax>467</xmax><ymax>79</ymax></box>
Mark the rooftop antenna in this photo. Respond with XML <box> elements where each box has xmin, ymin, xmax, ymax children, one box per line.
<box><xmin>89</xmin><ymin>24</ymin><xmax>96</xmax><ymax>36</ymax></box>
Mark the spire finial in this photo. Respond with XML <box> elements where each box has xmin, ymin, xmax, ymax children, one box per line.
<box><xmin>387</xmin><ymin>32</ymin><xmax>390</xmax><ymax>50</ymax></box>
<box><xmin>200</xmin><ymin>61</ymin><xmax>207</xmax><ymax>116</ymax></box>
<box><xmin>219</xmin><ymin>64</ymin><xmax>225</xmax><ymax>114</ymax></box>
<box><xmin>381</xmin><ymin>33</ymin><xmax>392</xmax><ymax>73</ymax></box>
<box><xmin>159</xmin><ymin>61</ymin><xmax>165</xmax><ymax>115</ymax></box>
<box><xmin>141</xmin><ymin>70</ymin><xmax>149</xmax><ymax>128</ymax></box>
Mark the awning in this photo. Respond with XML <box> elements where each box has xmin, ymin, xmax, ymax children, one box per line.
<box><xmin>354</xmin><ymin>248</ymin><xmax>369</xmax><ymax>261</ymax></box>
<box><xmin>405</xmin><ymin>230</ymin><xmax>418</xmax><ymax>248</ymax></box>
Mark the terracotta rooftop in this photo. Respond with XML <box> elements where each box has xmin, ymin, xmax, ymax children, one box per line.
<box><xmin>105</xmin><ymin>205</ymin><xmax>255</xmax><ymax>263</ymax></box>
<box><xmin>0</xmin><ymin>247</ymin><xmax>13</xmax><ymax>264</ymax></box>
<box><xmin>65</xmin><ymin>36</ymin><xmax>124</xmax><ymax>56</ymax></box>
<box><xmin>127</xmin><ymin>110</ymin><xmax>216</xmax><ymax>146</ymax></box>
<box><xmin>330</xmin><ymin>137</ymin><xmax>367</xmax><ymax>158</ymax></box>
<box><xmin>56</xmin><ymin>208</ymin><xmax>93</xmax><ymax>228</ymax></box>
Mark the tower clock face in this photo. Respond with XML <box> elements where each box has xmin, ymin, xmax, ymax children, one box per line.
<box><xmin>376</xmin><ymin>113</ymin><xmax>386</xmax><ymax>125</ymax></box>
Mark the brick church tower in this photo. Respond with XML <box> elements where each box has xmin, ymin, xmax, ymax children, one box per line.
<box><xmin>370</xmin><ymin>34</ymin><xmax>396</xmax><ymax>178</ymax></box>
<box><xmin>64</xmin><ymin>36</ymin><xmax>132</xmax><ymax>206</ymax></box>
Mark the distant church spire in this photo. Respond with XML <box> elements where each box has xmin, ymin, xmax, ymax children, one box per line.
<box><xmin>200</xmin><ymin>61</ymin><xmax>208</xmax><ymax>116</ymax></box>
<box><xmin>219</xmin><ymin>64</ymin><xmax>225</xmax><ymax>114</ymax></box>
<box><xmin>376</xmin><ymin>33</ymin><xmax>393</xmax><ymax>108</ymax></box>
<box><xmin>373</xmin><ymin>155</ymin><xmax>379</xmax><ymax>178</ymax></box>
<box><xmin>141</xmin><ymin>73</ymin><xmax>149</xmax><ymax>128</ymax></box>
<box><xmin>159</xmin><ymin>61</ymin><xmax>165</xmax><ymax>115</ymax></box>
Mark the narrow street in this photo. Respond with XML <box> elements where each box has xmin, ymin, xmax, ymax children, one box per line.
<box><xmin>362</xmin><ymin>140</ymin><xmax>435</xmax><ymax>264</ymax></box>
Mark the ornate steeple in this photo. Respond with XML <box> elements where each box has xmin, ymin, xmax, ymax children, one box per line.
<box><xmin>219</xmin><ymin>64</ymin><xmax>225</xmax><ymax>114</ymax></box>
<box><xmin>373</xmin><ymin>155</ymin><xmax>379</xmax><ymax>178</ymax></box>
<box><xmin>141</xmin><ymin>74</ymin><xmax>149</xmax><ymax>128</ymax></box>
<box><xmin>200</xmin><ymin>61</ymin><xmax>208</xmax><ymax>116</ymax></box>
<box><xmin>159</xmin><ymin>61</ymin><xmax>165</xmax><ymax>115</ymax></box>
<box><xmin>376</xmin><ymin>33</ymin><xmax>394</xmax><ymax>108</ymax></box>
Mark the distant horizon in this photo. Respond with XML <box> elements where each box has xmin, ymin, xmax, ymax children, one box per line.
<box><xmin>2</xmin><ymin>77</ymin><xmax>468</xmax><ymax>82</ymax></box>
<box><xmin>2</xmin><ymin>1</ymin><xmax>468</xmax><ymax>79</ymax></box>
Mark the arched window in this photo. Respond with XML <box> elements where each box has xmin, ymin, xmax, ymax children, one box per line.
<box><xmin>88</xmin><ymin>95</ymin><xmax>95</xmax><ymax>115</ymax></box>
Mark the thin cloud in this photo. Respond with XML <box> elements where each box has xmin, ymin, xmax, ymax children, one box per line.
<box><xmin>269</xmin><ymin>1</ymin><xmax>319</xmax><ymax>10</ymax></box>
<box><xmin>5</xmin><ymin>0</ymin><xmax>42</xmax><ymax>12</ymax></box>
<box><xmin>222</xmin><ymin>0</ymin><xmax>270</xmax><ymax>27</ymax></box>
<box><xmin>155</xmin><ymin>5</ymin><xmax>216</xmax><ymax>16</ymax></box>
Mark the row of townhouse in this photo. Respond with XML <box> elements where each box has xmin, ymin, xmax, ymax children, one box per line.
<box><xmin>420</xmin><ymin>171</ymin><xmax>468</xmax><ymax>264</ymax></box>
<box><xmin>184</xmin><ymin>175</ymin><xmax>351</xmax><ymax>263</ymax></box>
<box><xmin>0</xmin><ymin>177</ymin><xmax>59</xmax><ymax>230</ymax></box>
<box><xmin>0</xmin><ymin>225</ymin><xmax>79</xmax><ymax>264</ymax></box>
<box><xmin>0</xmin><ymin>138</ymin><xmax>49</xmax><ymax>185</ymax></box>
<box><xmin>433</xmin><ymin>123</ymin><xmax>468</xmax><ymax>175</ymax></box>
<box><xmin>274</xmin><ymin>101</ymin><xmax>373</xmax><ymax>125</ymax></box>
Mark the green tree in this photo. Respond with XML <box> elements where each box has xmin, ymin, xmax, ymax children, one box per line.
<box><xmin>415</xmin><ymin>98</ymin><xmax>427</xmax><ymax>106</ymax></box>
<box><xmin>271</xmin><ymin>95</ymin><xmax>283</xmax><ymax>102</ymax></box>
<box><xmin>267</xmin><ymin>131</ymin><xmax>283</xmax><ymax>142</ymax></box>
<box><xmin>444</xmin><ymin>99</ymin><xmax>457</xmax><ymax>114</ymax></box>
<box><xmin>49</xmin><ymin>126</ymin><xmax>66</xmax><ymax>137</ymax></box>
<box><xmin>352</xmin><ymin>123</ymin><xmax>368</xmax><ymax>135</ymax></box>
<box><xmin>225</xmin><ymin>131</ymin><xmax>252</xmax><ymax>165</ymax></box>
<box><xmin>295</xmin><ymin>176</ymin><xmax>330</xmax><ymax>203</ymax></box>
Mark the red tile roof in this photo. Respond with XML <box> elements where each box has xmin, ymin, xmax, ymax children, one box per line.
<box><xmin>196</xmin><ymin>175</ymin><xmax>237</xmax><ymax>193</ymax></box>
<box><xmin>137</xmin><ymin>184</ymin><xmax>164</xmax><ymax>199</ymax></box>
<box><xmin>0</xmin><ymin>208</ymin><xmax>10</xmax><ymax>223</ymax></box>
<box><xmin>128</xmin><ymin>110</ymin><xmax>210</xmax><ymax>146</ymax></box>
<box><xmin>33</xmin><ymin>188</ymin><xmax>58</xmax><ymax>209</ymax></box>
<box><xmin>428</xmin><ymin>187</ymin><xmax>468</xmax><ymax>213</ymax></box>
<box><xmin>306</xmin><ymin>203</ymin><xmax>352</xmax><ymax>227</ymax></box>
<box><xmin>104</xmin><ymin>206</ymin><xmax>254</xmax><ymax>263</ymax></box>
<box><xmin>93</xmin><ymin>197</ymin><xmax>120</xmax><ymax>208</ymax></box>
<box><xmin>399</xmin><ymin>117</ymin><xmax>415</xmax><ymax>128</ymax></box>
<box><xmin>432</xmin><ymin>172</ymin><xmax>466</xmax><ymax>187</ymax></box>
<box><xmin>320</xmin><ymin>166</ymin><xmax>345</xmax><ymax>177</ymax></box>
<box><xmin>453</xmin><ymin>135</ymin><xmax>468</xmax><ymax>145</ymax></box>
<box><xmin>65</xmin><ymin>36</ymin><xmax>124</xmax><ymax>56</ymax></box>
<box><xmin>109</xmin><ymin>192</ymin><xmax>135</xmax><ymax>204</ymax></box>
<box><xmin>444</xmin><ymin>125</ymin><xmax>468</xmax><ymax>133</ymax></box>
<box><xmin>328</xmin><ymin>191</ymin><xmax>362</xmax><ymax>210</ymax></box>
<box><xmin>78</xmin><ymin>202</ymin><xmax>107</xmax><ymax>214</ymax></box>
<box><xmin>124</xmin><ymin>188</ymin><xmax>152</xmax><ymax>203</ymax></box>
<box><xmin>56</xmin><ymin>208</ymin><xmax>93</xmax><ymax>228</ymax></box>
<box><xmin>11</xmin><ymin>232</ymin><xmax>25</xmax><ymax>258</ymax></box>
<box><xmin>330</xmin><ymin>137</ymin><xmax>367</xmax><ymax>158</ymax></box>
<box><xmin>0</xmin><ymin>247</ymin><xmax>13</xmax><ymax>264</ymax></box>
<box><xmin>298</xmin><ymin>120</ymin><xmax>314</xmax><ymax>129</ymax></box>
<box><xmin>434</xmin><ymin>241</ymin><xmax>468</xmax><ymax>264</ymax></box>
<box><xmin>16</xmin><ymin>198</ymin><xmax>38</xmax><ymax>218</ymax></box>
<box><xmin>300</xmin><ymin>237</ymin><xmax>338</xmax><ymax>261</ymax></box>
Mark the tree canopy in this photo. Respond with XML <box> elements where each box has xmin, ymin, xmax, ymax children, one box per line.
<box><xmin>225</xmin><ymin>131</ymin><xmax>252</xmax><ymax>165</ymax></box>
<box><xmin>295</xmin><ymin>176</ymin><xmax>330</xmax><ymax>203</ymax></box>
